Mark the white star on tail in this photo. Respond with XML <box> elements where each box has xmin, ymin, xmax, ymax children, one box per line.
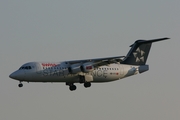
<box><xmin>133</xmin><ymin>47</ymin><xmax>145</xmax><ymax>63</ymax></box>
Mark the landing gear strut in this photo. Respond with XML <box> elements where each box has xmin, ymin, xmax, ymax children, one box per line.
<box><xmin>79</xmin><ymin>75</ymin><xmax>92</xmax><ymax>88</ymax></box>
<box><xmin>18</xmin><ymin>82</ymin><xmax>23</xmax><ymax>88</ymax></box>
<box><xmin>79</xmin><ymin>75</ymin><xmax>85</xmax><ymax>83</ymax></box>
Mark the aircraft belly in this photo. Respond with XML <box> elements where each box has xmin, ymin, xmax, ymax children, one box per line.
<box><xmin>92</xmin><ymin>77</ymin><xmax>118</xmax><ymax>82</ymax></box>
<box><xmin>30</xmin><ymin>76</ymin><xmax>79</xmax><ymax>82</ymax></box>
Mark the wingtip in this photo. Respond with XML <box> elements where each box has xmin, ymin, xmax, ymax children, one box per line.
<box><xmin>152</xmin><ymin>37</ymin><xmax>170</xmax><ymax>41</ymax></box>
<box><xmin>162</xmin><ymin>37</ymin><xmax>170</xmax><ymax>40</ymax></box>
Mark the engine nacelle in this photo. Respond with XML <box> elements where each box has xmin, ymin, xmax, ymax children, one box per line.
<box><xmin>68</xmin><ymin>62</ymin><xmax>95</xmax><ymax>74</ymax></box>
<box><xmin>81</xmin><ymin>63</ymin><xmax>94</xmax><ymax>73</ymax></box>
<box><xmin>68</xmin><ymin>63</ymin><xmax>82</xmax><ymax>74</ymax></box>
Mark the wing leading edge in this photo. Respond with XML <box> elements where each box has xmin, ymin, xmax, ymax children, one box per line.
<box><xmin>66</xmin><ymin>56</ymin><xmax>125</xmax><ymax>67</ymax></box>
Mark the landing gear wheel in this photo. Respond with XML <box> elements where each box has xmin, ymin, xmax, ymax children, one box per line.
<box><xmin>69</xmin><ymin>85</ymin><xmax>77</xmax><ymax>91</ymax></box>
<box><xmin>18</xmin><ymin>83</ymin><xmax>23</xmax><ymax>88</ymax></box>
<box><xmin>84</xmin><ymin>82</ymin><xmax>91</xmax><ymax>88</ymax></box>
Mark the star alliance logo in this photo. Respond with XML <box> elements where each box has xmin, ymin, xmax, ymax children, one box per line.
<box><xmin>133</xmin><ymin>47</ymin><xmax>145</xmax><ymax>63</ymax></box>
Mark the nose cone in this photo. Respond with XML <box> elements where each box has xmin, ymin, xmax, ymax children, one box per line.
<box><xmin>9</xmin><ymin>70</ymin><xmax>25</xmax><ymax>80</ymax></box>
<box><xmin>9</xmin><ymin>72</ymin><xmax>16</xmax><ymax>79</ymax></box>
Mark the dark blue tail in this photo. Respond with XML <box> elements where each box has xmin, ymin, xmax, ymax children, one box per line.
<box><xmin>121</xmin><ymin>38</ymin><xmax>169</xmax><ymax>65</ymax></box>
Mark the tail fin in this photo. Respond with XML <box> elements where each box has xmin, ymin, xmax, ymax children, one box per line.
<box><xmin>121</xmin><ymin>38</ymin><xmax>169</xmax><ymax>65</ymax></box>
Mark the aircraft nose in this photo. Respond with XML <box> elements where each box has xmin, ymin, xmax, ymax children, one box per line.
<box><xmin>9</xmin><ymin>70</ymin><xmax>25</xmax><ymax>80</ymax></box>
<box><xmin>9</xmin><ymin>72</ymin><xmax>16</xmax><ymax>79</ymax></box>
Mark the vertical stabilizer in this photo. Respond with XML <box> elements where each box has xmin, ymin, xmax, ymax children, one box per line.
<box><xmin>121</xmin><ymin>38</ymin><xmax>169</xmax><ymax>65</ymax></box>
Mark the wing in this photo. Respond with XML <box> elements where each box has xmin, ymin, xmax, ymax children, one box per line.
<box><xmin>67</xmin><ymin>56</ymin><xmax>125</xmax><ymax>67</ymax></box>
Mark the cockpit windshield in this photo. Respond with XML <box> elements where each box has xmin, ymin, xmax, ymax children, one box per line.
<box><xmin>19</xmin><ymin>66</ymin><xmax>32</xmax><ymax>70</ymax></box>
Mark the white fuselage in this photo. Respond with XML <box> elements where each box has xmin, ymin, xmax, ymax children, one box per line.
<box><xmin>10</xmin><ymin>62</ymin><xmax>143</xmax><ymax>83</ymax></box>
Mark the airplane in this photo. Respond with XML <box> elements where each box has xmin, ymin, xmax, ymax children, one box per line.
<box><xmin>9</xmin><ymin>38</ymin><xmax>169</xmax><ymax>91</ymax></box>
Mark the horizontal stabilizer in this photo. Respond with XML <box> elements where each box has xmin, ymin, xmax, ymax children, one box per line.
<box><xmin>130</xmin><ymin>37</ymin><xmax>169</xmax><ymax>47</ymax></box>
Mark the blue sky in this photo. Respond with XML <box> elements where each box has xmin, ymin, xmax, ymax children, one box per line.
<box><xmin>0</xmin><ymin>1</ymin><xmax>179</xmax><ymax>120</ymax></box>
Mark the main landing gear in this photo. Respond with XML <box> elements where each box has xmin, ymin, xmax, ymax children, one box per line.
<box><xmin>66</xmin><ymin>82</ymin><xmax>91</xmax><ymax>91</ymax></box>
<box><xmin>66</xmin><ymin>75</ymin><xmax>92</xmax><ymax>91</ymax></box>
<box><xmin>66</xmin><ymin>83</ymin><xmax>77</xmax><ymax>91</ymax></box>
<box><xmin>80</xmin><ymin>75</ymin><xmax>91</xmax><ymax>88</ymax></box>
<box><xmin>84</xmin><ymin>82</ymin><xmax>91</xmax><ymax>88</ymax></box>
<box><xmin>69</xmin><ymin>84</ymin><xmax>77</xmax><ymax>91</ymax></box>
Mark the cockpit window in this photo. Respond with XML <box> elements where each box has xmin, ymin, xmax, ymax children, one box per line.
<box><xmin>19</xmin><ymin>66</ymin><xmax>32</xmax><ymax>70</ymax></box>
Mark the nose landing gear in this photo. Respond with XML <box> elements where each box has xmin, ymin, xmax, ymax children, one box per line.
<box><xmin>18</xmin><ymin>82</ymin><xmax>23</xmax><ymax>88</ymax></box>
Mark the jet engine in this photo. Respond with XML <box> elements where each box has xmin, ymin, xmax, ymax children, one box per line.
<box><xmin>68</xmin><ymin>63</ymin><xmax>82</xmax><ymax>74</ymax></box>
<box><xmin>68</xmin><ymin>62</ymin><xmax>95</xmax><ymax>74</ymax></box>
<box><xmin>80</xmin><ymin>63</ymin><xmax>94</xmax><ymax>73</ymax></box>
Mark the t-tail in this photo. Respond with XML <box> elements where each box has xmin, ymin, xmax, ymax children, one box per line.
<box><xmin>121</xmin><ymin>38</ymin><xmax>169</xmax><ymax>65</ymax></box>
